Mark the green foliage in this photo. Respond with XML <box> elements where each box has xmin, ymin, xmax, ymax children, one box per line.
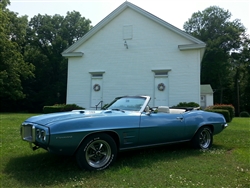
<box><xmin>239</xmin><ymin>111</ymin><xmax>250</xmax><ymax>117</ymax></box>
<box><xmin>43</xmin><ymin>104</ymin><xmax>84</xmax><ymax>114</ymax></box>
<box><xmin>0</xmin><ymin>6</ymin><xmax>92</xmax><ymax>112</ymax></box>
<box><xmin>1</xmin><ymin>114</ymin><xmax>250</xmax><ymax>187</ymax></box>
<box><xmin>0</xmin><ymin>5</ymin><xmax>35</xmax><ymax>108</ymax></box>
<box><xmin>22</xmin><ymin>12</ymin><xmax>92</xmax><ymax>112</ymax></box>
<box><xmin>175</xmin><ymin>102</ymin><xmax>200</xmax><ymax>107</ymax></box>
<box><xmin>184</xmin><ymin>6</ymin><xmax>250</xmax><ymax>113</ymax></box>
<box><xmin>0</xmin><ymin>0</ymin><xmax>10</xmax><ymax>9</ymax></box>
<box><xmin>218</xmin><ymin>105</ymin><xmax>235</xmax><ymax>118</ymax></box>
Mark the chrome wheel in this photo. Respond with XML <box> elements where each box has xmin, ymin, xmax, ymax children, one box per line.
<box><xmin>192</xmin><ymin>126</ymin><xmax>213</xmax><ymax>149</ymax></box>
<box><xmin>76</xmin><ymin>133</ymin><xmax>117</xmax><ymax>171</ymax></box>
<box><xmin>199</xmin><ymin>128</ymin><xmax>212</xmax><ymax>149</ymax></box>
<box><xmin>85</xmin><ymin>140</ymin><xmax>112</xmax><ymax>168</ymax></box>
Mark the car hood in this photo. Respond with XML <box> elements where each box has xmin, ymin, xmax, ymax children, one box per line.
<box><xmin>24</xmin><ymin>110</ymin><xmax>126</xmax><ymax>125</ymax></box>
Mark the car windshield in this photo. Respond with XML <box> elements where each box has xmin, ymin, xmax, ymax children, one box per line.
<box><xmin>107</xmin><ymin>97</ymin><xmax>146</xmax><ymax>111</ymax></box>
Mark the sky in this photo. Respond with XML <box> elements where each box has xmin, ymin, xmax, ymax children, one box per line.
<box><xmin>8</xmin><ymin>0</ymin><xmax>250</xmax><ymax>34</ymax></box>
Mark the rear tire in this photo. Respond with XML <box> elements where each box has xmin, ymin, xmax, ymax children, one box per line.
<box><xmin>192</xmin><ymin>126</ymin><xmax>213</xmax><ymax>149</ymax></box>
<box><xmin>76</xmin><ymin>133</ymin><xmax>117</xmax><ymax>171</ymax></box>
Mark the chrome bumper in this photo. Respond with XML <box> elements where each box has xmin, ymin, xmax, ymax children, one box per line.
<box><xmin>223</xmin><ymin>123</ymin><xmax>228</xmax><ymax>129</ymax></box>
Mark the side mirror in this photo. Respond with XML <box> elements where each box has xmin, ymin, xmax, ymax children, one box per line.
<box><xmin>144</xmin><ymin>106</ymin><xmax>151</xmax><ymax>115</ymax></box>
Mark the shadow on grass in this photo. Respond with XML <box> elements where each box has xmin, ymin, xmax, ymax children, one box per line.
<box><xmin>4</xmin><ymin>142</ymin><xmax>225</xmax><ymax>186</ymax></box>
<box><xmin>113</xmin><ymin>142</ymin><xmax>231</xmax><ymax>171</ymax></box>
<box><xmin>115</xmin><ymin>142</ymin><xmax>197</xmax><ymax>167</ymax></box>
<box><xmin>4</xmin><ymin>152</ymin><xmax>84</xmax><ymax>186</ymax></box>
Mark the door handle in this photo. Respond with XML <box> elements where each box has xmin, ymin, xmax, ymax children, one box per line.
<box><xmin>176</xmin><ymin>117</ymin><xmax>183</xmax><ymax>121</ymax></box>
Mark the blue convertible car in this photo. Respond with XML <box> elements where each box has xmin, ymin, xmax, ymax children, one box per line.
<box><xmin>20</xmin><ymin>96</ymin><xmax>227</xmax><ymax>171</ymax></box>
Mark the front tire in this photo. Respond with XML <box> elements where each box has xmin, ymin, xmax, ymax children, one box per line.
<box><xmin>76</xmin><ymin>133</ymin><xmax>117</xmax><ymax>171</ymax></box>
<box><xmin>192</xmin><ymin>126</ymin><xmax>213</xmax><ymax>149</ymax></box>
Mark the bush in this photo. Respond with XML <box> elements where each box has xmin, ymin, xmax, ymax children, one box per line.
<box><xmin>175</xmin><ymin>102</ymin><xmax>200</xmax><ymax>107</ymax></box>
<box><xmin>205</xmin><ymin>109</ymin><xmax>231</xmax><ymax>122</ymax></box>
<box><xmin>205</xmin><ymin>104</ymin><xmax>235</xmax><ymax>122</ymax></box>
<box><xmin>43</xmin><ymin>104</ymin><xmax>84</xmax><ymax>114</ymax></box>
<box><xmin>239</xmin><ymin>111</ymin><xmax>250</xmax><ymax>117</ymax></box>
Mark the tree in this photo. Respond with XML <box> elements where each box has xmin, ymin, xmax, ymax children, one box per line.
<box><xmin>0</xmin><ymin>0</ymin><xmax>35</xmax><ymax>111</ymax></box>
<box><xmin>22</xmin><ymin>11</ymin><xmax>92</xmax><ymax>112</ymax></box>
<box><xmin>230</xmin><ymin>39</ymin><xmax>250</xmax><ymax>114</ymax></box>
<box><xmin>183</xmin><ymin>6</ymin><xmax>248</xmax><ymax>109</ymax></box>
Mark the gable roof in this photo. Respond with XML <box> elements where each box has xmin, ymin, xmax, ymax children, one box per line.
<box><xmin>201</xmin><ymin>84</ymin><xmax>213</xmax><ymax>94</ymax></box>
<box><xmin>62</xmin><ymin>1</ymin><xmax>206</xmax><ymax>57</ymax></box>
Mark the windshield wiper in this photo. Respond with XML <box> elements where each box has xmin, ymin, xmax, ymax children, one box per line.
<box><xmin>111</xmin><ymin>109</ymin><xmax>125</xmax><ymax>113</ymax></box>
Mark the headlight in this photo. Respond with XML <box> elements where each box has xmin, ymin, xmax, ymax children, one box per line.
<box><xmin>35</xmin><ymin>128</ymin><xmax>48</xmax><ymax>142</ymax></box>
<box><xmin>41</xmin><ymin>130</ymin><xmax>46</xmax><ymax>141</ymax></box>
<box><xmin>36</xmin><ymin>129</ymin><xmax>41</xmax><ymax>139</ymax></box>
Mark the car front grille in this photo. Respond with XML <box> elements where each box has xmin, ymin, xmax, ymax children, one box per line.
<box><xmin>21</xmin><ymin>124</ymin><xmax>35</xmax><ymax>142</ymax></box>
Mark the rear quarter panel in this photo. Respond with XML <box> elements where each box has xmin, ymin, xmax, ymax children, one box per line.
<box><xmin>183</xmin><ymin>110</ymin><xmax>226</xmax><ymax>139</ymax></box>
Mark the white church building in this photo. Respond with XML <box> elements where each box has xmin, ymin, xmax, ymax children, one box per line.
<box><xmin>62</xmin><ymin>1</ymin><xmax>207</xmax><ymax>109</ymax></box>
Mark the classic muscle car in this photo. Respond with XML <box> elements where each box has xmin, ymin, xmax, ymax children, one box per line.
<box><xmin>20</xmin><ymin>96</ymin><xmax>228</xmax><ymax>171</ymax></box>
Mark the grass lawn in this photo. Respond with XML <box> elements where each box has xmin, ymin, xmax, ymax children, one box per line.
<box><xmin>1</xmin><ymin>113</ymin><xmax>249</xmax><ymax>188</ymax></box>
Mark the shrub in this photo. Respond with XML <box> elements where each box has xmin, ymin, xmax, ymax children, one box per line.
<box><xmin>43</xmin><ymin>104</ymin><xmax>84</xmax><ymax>114</ymax></box>
<box><xmin>239</xmin><ymin>111</ymin><xmax>250</xmax><ymax>117</ymax></box>
<box><xmin>205</xmin><ymin>109</ymin><xmax>231</xmax><ymax>122</ymax></box>
<box><xmin>205</xmin><ymin>104</ymin><xmax>235</xmax><ymax>122</ymax></box>
<box><xmin>175</xmin><ymin>102</ymin><xmax>200</xmax><ymax>107</ymax></box>
<box><xmin>63</xmin><ymin>104</ymin><xmax>85</xmax><ymax>111</ymax></box>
